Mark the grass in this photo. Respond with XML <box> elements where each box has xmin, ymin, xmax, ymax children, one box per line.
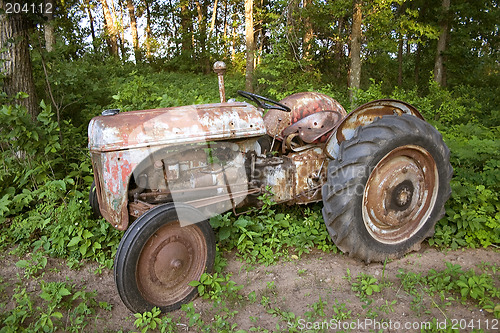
<box><xmin>1</xmin><ymin>244</ymin><xmax>499</xmax><ymax>332</ymax></box>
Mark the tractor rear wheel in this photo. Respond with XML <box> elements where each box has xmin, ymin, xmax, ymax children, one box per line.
<box><xmin>114</xmin><ymin>203</ymin><xmax>215</xmax><ymax>313</ymax></box>
<box><xmin>322</xmin><ymin>115</ymin><xmax>452</xmax><ymax>263</ymax></box>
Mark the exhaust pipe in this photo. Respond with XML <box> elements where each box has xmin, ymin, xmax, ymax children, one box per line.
<box><xmin>213</xmin><ymin>61</ymin><xmax>227</xmax><ymax>103</ymax></box>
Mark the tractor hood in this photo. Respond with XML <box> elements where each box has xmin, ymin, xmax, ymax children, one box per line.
<box><xmin>88</xmin><ymin>102</ymin><xmax>266</xmax><ymax>152</ymax></box>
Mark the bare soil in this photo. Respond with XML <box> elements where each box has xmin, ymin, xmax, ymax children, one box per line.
<box><xmin>1</xmin><ymin>245</ymin><xmax>499</xmax><ymax>332</ymax></box>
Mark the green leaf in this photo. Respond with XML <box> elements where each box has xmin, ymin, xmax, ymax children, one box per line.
<box><xmin>80</xmin><ymin>243</ymin><xmax>89</xmax><ymax>256</ymax></box>
<box><xmin>59</xmin><ymin>288</ymin><xmax>71</xmax><ymax>297</ymax></box>
<box><xmin>218</xmin><ymin>227</ymin><xmax>231</xmax><ymax>241</ymax></box>
<box><xmin>198</xmin><ymin>285</ymin><xmax>205</xmax><ymax>295</ymax></box>
<box><xmin>52</xmin><ymin>312</ymin><xmax>63</xmax><ymax>319</ymax></box>
<box><xmin>234</xmin><ymin>218</ymin><xmax>249</xmax><ymax>229</ymax></box>
<box><xmin>82</xmin><ymin>230</ymin><xmax>94</xmax><ymax>239</ymax></box>
<box><xmin>15</xmin><ymin>260</ymin><xmax>29</xmax><ymax>268</ymax></box>
<box><xmin>68</xmin><ymin>236</ymin><xmax>82</xmax><ymax>247</ymax></box>
<box><xmin>40</xmin><ymin>291</ymin><xmax>51</xmax><ymax>301</ymax></box>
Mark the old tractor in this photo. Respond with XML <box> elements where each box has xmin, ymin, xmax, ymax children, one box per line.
<box><xmin>88</xmin><ymin>62</ymin><xmax>452</xmax><ymax>313</ymax></box>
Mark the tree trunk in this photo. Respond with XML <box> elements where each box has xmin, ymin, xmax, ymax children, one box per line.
<box><xmin>303</xmin><ymin>0</ymin><xmax>313</xmax><ymax>61</ymax></box>
<box><xmin>0</xmin><ymin>2</ymin><xmax>38</xmax><ymax>119</ymax></box>
<box><xmin>194</xmin><ymin>0</ymin><xmax>209</xmax><ymax>72</ymax></box>
<box><xmin>223</xmin><ymin>0</ymin><xmax>228</xmax><ymax>40</ymax></box>
<box><xmin>144</xmin><ymin>0</ymin><xmax>152</xmax><ymax>60</ymax></box>
<box><xmin>349</xmin><ymin>0</ymin><xmax>362</xmax><ymax>104</ymax></box>
<box><xmin>44</xmin><ymin>0</ymin><xmax>55</xmax><ymax>52</ymax></box>
<box><xmin>398</xmin><ymin>34</ymin><xmax>403</xmax><ymax>86</ymax></box>
<box><xmin>127</xmin><ymin>0</ymin><xmax>141</xmax><ymax>62</ymax></box>
<box><xmin>334</xmin><ymin>16</ymin><xmax>345</xmax><ymax>80</ymax></box>
<box><xmin>100</xmin><ymin>0</ymin><xmax>119</xmax><ymax>57</ymax></box>
<box><xmin>231</xmin><ymin>9</ymin><xmax>237</xmax><ymax>61</ymax></box>
<box><xmin>118</xmin><ymin>2</ymin><xmax>126</xmax><ymax>59</ymax></box>
<box><xmin>209</xmin><ymin>0</ymin><xmax>218</xmax><ymax>36</ymax></box>
<box><xmin>85</xmin><ymin>0</ymin><xmax>96</xmax><ymax>49</ymax></box>
<box><xmin>434</xmin><ymin>0</ymin><xmax>450</xmax><ymax>87</ymax></box>
<box><xmin>180</xmin><ymin>0</ymin><xmax>192</xmax><ymax>56</ymax></box>
<box><xmin>245</xmin><ymin>0</ymin><xmax>255</xmax><ymax>92</ymax></box>
<box><xmin>414</xmin><ymin>41</ymin><xmax>421</xmax><ymax>86</ymax></box>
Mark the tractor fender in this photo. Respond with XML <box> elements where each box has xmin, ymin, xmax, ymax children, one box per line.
<box><xmin>324</xmin><ymin>99</ymin><xmax>424</xmax><ymax>159</ymax></box>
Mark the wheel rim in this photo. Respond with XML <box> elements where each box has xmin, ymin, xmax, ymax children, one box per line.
<box><xmin>362</xmin><ymin>145</ymin><xmax>439</xmax><ymax>244</ymax></box>
<box><xmin>136</xmin><ymin>221</ymin><xmax>207</xmax><ymax>306</ymax></box>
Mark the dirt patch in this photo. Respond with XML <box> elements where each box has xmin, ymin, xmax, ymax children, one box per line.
<box><xmin>1</xmin><ymin>245</ymin><xmax>499</xmax><ymax>332</ymax></box>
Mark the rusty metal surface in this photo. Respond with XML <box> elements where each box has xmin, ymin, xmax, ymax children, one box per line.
<box><xmin>263</xmin><ymin>92</ymin><xmax>346</xmax><ymax>141</ymax></box>
<box><xmin>290</xmin><ymin>147</ymin><xmax>327</xmax><ymax>204</ymax></box>
<box><xmin>213</xmin><ymin>61</ymin><xmax>227</xmax><ymax>103</ymax></box>
<box><xmin>129</xmin><ymin>200</ymin><xmax>154</xmax><ymax>218</ymax></box>
<box><xmin>92</xmin><ymin>135</ymin><xmax>258</xmax><ymax>230</ymax></box>
<box><xmin>92</xmin><ymin>149</ymin><xmax>140</xmax><ymax>230</ymax></box>
<box><xmin>362</xmin><ymin>145</ymin><xmax>438</xmax><ymax>244</ymax></box>
<box><xmin>325</xmin><ymin>99</ymin><xmax>424</xmax><ymax>159</ymax></box>
<box><xmin>282</xmin><ymin>111</ymin><xmax>344</xmax><ymax>143</ymax></box>
<box><xmin>251</xmin><ymin>155</ymin><xmax>295</xmax><ymax>203</ymax></box>
<box><xmin>136</xmin><ymin>221</ymin><xmax>207</xmax><ymax>306</ymax></box>
<box><xmin>88</xmin><ymin>102</ymin><xmax>265</xmax><ymax>152</ymax></box>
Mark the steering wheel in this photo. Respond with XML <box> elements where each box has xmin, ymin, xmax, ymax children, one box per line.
<box><xmin>237</xmin><ymin>90</ymin><xmax>291</xmax><ymax>112</ymax></box>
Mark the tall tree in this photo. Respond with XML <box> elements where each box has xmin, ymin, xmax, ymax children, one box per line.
<box><xmin>0</xmin><ymin>1</ymin><xmax>38</xmax><ymax>119</ymax></box>
<box><xmin>254</xmin><ymin>0</ymin><xmax>268</xmax><ymax>65</ymax></box>
<box><xmin>302</xmin><ymin>0</ymin><xmax>313</xmax><ymax>61</ymax></box>
<box><xmin>434</xmin><ymin>0</ymin><xmax>450</xmax><ymax>87</ymax></box>
<box><xmin>349</xmin><ymin>0</ymin><xmax>362</xmax><ymax>103</ymax></box>
<box><xmin>117</xmin><ymin>1</ymin><xmax>126</xmax><ymax>59</ymax></box>
<box><xmin>179</xmin><ymin>0</ymin><xmax>193</xmax><ymax>56</ymax></box>
<box><xmin>223</xmin><ymin>0</ymin><xmax>228</xmax><ymax>40</ymax></box>
<box><xmin>85</xmin><ymin>0</ymin><xmax>97</xmax><ymax>48</ymax></box>
<box><xmin>397</xmin><ymin>34</ymin><xmax>404</xmax><ymax>86</ymax></box>
<box><xmin>334</xmin><ymin>16</ymin><xmax>347</xmax><ymax>80</ymax></box>
<box><xmin>144</xmin><ymin>0</ymin><xmax>152</xmax><ymax>60</ymax></box>
<box><xmin>209</xmin><ymin>0</ymin><xmax>218</xmax><ymax>36</ymax></box>
<box><xmin>44</xmin><ymin>0</ymin><xmax>56</xmax><ymax>52</ymax></box>
<box><xmin>100</xmin><ymin>0</ymin><xmax>119</xmax><ymax>57</ymax></box>
<box><xmin>194</xmin><ymin>0</ymin><xmax>209</xmax><ymax>72</ymax></box>
<box><xmin>245</xmin><ymin>0</ymin><xmax>255</xmax><ymax>92</ymax></box>
<box><xmin>127</xmin><ymin>0</ymin><xmax>141</xmax><ymax>62</ymax></box>
<box><xmin>231</xmin><ymin>9</ymin><xmax>238</xmax><ymax>61</ymax></box>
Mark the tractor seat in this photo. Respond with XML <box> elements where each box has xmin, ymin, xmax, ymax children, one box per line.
<box><xmin>282</xmin><ymin>111</ymin><xmax>343</xmax><ymax>144</ymax></box>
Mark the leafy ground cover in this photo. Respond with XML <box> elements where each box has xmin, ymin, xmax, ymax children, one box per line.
<box><xmin>0</xmin><ymin>246</ymin><xmax>498</xmax><ymax>332</ymax></box>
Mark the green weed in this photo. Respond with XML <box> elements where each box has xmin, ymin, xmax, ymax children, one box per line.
<box><xmin>189</xmin><ymin>272</ymin><xmax>243</xmax><ymax>301</ymax></box>
<box><xmin>351</xmin><ymin>273</ymin><xmax>381</xmax><ymax>302</ymax></box>
<box><xmin>133</xmin><ymin>307</ymin><xmax>162</xmax><ymax>333</ymax></box>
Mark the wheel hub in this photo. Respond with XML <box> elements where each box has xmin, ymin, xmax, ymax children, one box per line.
<box><xmin>391</xmin><ymin>180</ymin><xmax>414</xmax><ymax>209</ymax></box>
<box><xmin>362</xmin><ymin>145</ymin><xmax>439</xmax><ymax>244</ymax></box>
<box><xmin>136</xmin><ymin>222</ymin><xmax>207</xmax><ymax>306</ymax></box>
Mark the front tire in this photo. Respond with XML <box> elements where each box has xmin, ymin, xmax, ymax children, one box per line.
<box><xmin>114</xmin><ymin>203</ymin><xmax>215</xmax><ymax>313</ymax></box>
<box><xmin>89</xmin><ymin>180</ymin><xmax>102</xmax><ymax>219</ymax></box>
<box><xmin>322</xmin><ymin>115</ymin><xmax>452</xmax><ymax>263</ymax></box>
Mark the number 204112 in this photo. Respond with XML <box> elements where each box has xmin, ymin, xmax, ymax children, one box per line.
<box><xmin>4</xmin><ymin>2</ymin><xmax>53</xmax><ymax>15</ymax></box>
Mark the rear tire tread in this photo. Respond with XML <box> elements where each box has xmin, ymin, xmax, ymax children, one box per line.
<box><xmin>322</xmin><ymin>115</ymin><xmax>452</xmax><ymax>262</ymax></box>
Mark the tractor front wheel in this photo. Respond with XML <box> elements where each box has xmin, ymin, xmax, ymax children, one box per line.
<box><xmin>89</xmin><ymin>180</ymin><xmax>102</xmax><ymax>219</ymax></box>
<box><xmin>322</xmin><ymin>115</ymin><xmax>452</xmax><ymax>263</ymax></box>
<box><xmin>114</xmin><ymin>203</ymin><xmax>215</xmax><ymax>313</ymax></box>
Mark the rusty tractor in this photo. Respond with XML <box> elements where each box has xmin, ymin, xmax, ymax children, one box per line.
<box><xmin>88</xmin><ymin>62</ymin><xmax>452</xmax><ymax>313</ymax></box>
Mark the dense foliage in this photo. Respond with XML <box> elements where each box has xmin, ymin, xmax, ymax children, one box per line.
<box><xmin>0</xmin><ymin>0</ymin><xmax>499</xmax><ymax>329</ymax></box>
<box><xmin>0</xmin><ymin>60</ymin><xmax>498</xmax><ymax>262</ymax></box>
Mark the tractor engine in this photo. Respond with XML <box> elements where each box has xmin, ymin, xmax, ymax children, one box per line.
<box><xmin>127</xmin><ymin>141</ymin><xmax>255</xmax><ymax>220</ymax></box>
